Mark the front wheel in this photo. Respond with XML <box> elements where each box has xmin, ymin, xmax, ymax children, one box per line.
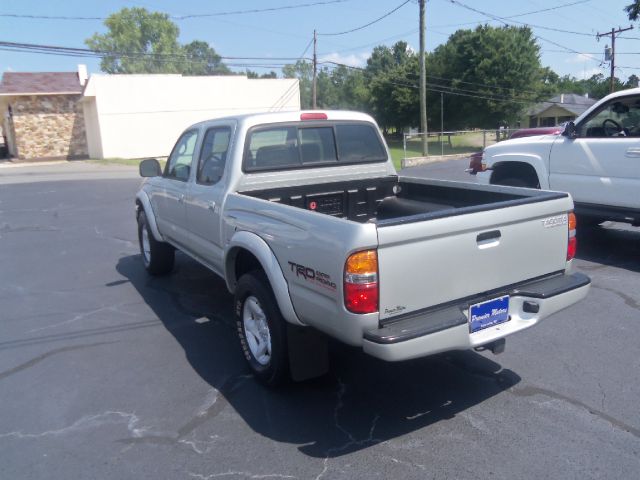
<box><xmin>235</xmin><ymin>271</ymin><xmax>289</xmax><ymax>387</ymax></box>
<box><xmin>137</xmin><ymin>211</ymin><xmax>175</xmax><ymax>275</ymax></box>
<box><xmin>494</xmin><ymin>177</ymin><xmax>534</xmax><ymax>188</ymax></box>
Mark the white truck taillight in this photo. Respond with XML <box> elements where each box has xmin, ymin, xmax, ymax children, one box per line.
<box><xmin>567</xmin><ymin>212</ymin><xmax>577</xmax><ymax>261</ymax></box>
<box><xmin>344</xmin><ymin>249</ymin><xmax>378</xmax><ymax>314</ymax></box>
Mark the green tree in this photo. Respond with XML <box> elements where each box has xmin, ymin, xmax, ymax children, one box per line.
<box><xmin>86</xmin><ymin>8</ymin><xmax>183</xmax><ymax>73</ymax></box>
<box><xmin>245</xmin><ymin>70</ymin><xmax>278</xmax><ymax>79</ymax></box>
<box><xmin>282</xmin><ymin>60</ymin><xmax>313</xmax><ymax>109</ymax></box>
<box><xmin>625</xmin><ymin>1</ymin><xmax>640</xmax><ymax>20</ymax></box>
<box><xmin>326</xmin><ymin>65</ymin><xmax>370</xmax><ymax>111</ymax></box>
<box><xmin>365</xmin><ymin>41</ymin><xmax>419</xmax><ymax>133</ymax></box>
<box><xmin>429</xmin><ymin>25</ymin><xmax>542</xmax><ymax>129</ymax></box>
<box><xmin>626</xmin><ymin>74</ymin><xmax>639</xmax><ymax>88</ymax></box>
<box><xmin>181</xmin><ymin>40</ymin><xmax>230</xmax><ymax>75</ymax></box>
<box><xmin>86</xmin><ymin>7</ymin><xmax>230</xmax><ymax>75</ymax></box>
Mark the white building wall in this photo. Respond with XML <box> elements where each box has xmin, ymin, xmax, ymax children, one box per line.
<box><xmin>82</xmin><ymin>74</ymin><xmax>300</xmax><ymax>159</ymax></box>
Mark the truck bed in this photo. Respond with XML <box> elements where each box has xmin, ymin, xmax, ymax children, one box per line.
<box><xmin>240</xmin><ymin>175</ymin><xmax>568</xmax><ymax>224</ymax></box>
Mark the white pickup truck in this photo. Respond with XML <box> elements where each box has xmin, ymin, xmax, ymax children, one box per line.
<box><xmin>135</xmin><ymin>110</ymin><xmax>590</xmax><ymax>386</ymax></box>
<box><xmin>477</xmin><ymin>88</ymin><xmax>640</xmax><ymax>227</ymax></box>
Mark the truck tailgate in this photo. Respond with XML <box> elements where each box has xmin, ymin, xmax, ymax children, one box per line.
<box><xmin>376</xmin><ymin>195</ymin><xmax>572</xmax><ymax>321</ymax></box>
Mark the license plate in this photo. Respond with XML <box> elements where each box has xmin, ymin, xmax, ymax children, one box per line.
<box><xmin>469</xmin><ymin>296</ymin><xmax>510</xmax><ymax>333</ymax></box>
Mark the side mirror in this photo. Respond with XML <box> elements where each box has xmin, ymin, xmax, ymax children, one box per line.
<box><xmin>139</xmin><ymin>158</ymin><xmax>162</xmax><ymax>177</ymax></box>
<box><xmin>562</xmin><ymin>121</ymin><xmax>577</xmax><ymax>139</ymax></box>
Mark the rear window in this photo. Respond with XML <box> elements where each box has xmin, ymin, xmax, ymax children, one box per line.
<box><xmin>244</xmin><ymin>122</ymin><xmax>386</xmax><ymax>172</ymax></box>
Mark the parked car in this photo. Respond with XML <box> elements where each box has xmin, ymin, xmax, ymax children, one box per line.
<box><xmin>466</xmin><ymin>126</ymin><xmax>563</xmax><ymax>175</ymax></box>
<box><xmin>136</xmin><ymin>110</ymin><xmax>589</xmax><ymax>386</ymax></box>
<box><xmin>477</xmin><ymin>88</ymin><xmax>640</xmax><ymax>227</ymax></box>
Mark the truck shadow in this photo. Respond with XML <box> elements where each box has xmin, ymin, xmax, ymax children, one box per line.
<box><xmin>117</xmin><ymin>253</ymin><xmax>520</xmax><ymax>459</ymax></box>
<box><xmin>576</xmin><ymin>222</ymin><xmax>640</xmax><ymax>273</ymax></box>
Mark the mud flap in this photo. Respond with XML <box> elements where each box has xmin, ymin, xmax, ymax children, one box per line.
<box><xmin>287</xmin><ymin>324</ymin><xmax>329</xmax><ymax>382</ymax></box>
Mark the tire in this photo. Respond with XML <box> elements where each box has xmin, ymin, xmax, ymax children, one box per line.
<box><xmin>137</xmin><ymin>211</ymin><xmax>175</xmax><ymax>275</ymax></box>
<box><xmin>576</xmin><ymin>215</ymin><xmax>603</xmax><ymax>229</ymax></box>
<box><xmin>495</xmin><ymin>177</ymin><xmax>533</xmax><ymax>188</ymax></box>
<box><xmin>235</xmin><ymin>271</ymin><xmax>289</xmax><ymax>387</ymax></box>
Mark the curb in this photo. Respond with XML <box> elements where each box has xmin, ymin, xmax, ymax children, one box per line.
<box><xmin>0</xmin><ymin>160</ymin><xmax>69</xmax><ymax>169</ymax></box>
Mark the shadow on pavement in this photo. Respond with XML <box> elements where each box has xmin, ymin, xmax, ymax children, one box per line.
<box><xmin>117</xmin><ymin>253</ymin><xmax>520</xmax><ymax>458</ymax></box>
<box><xmin>576</xmin><ymin>222</ymin><xmax>640</xmax><ymax>273</ymax></box>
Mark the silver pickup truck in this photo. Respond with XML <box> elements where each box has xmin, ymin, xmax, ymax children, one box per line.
<box><xmin>135</xmin><ymin>110</ymin><xmax>590</xmax><ymax>386</ymax></box>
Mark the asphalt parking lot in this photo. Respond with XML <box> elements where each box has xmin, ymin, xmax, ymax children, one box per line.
<box><xmin>1</xmin><ymin>160</ymin><xmax>639</xmax><ymax>479</ymax></box>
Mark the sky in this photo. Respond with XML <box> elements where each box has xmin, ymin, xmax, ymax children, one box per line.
<box><xmin>1</xmin><ymin>0</ymin><xmax>638</xmax><ymax>82</ymax></box>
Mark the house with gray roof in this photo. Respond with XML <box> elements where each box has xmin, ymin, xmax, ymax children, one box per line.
<box><xmin>522</xmin><ymin>93</ymin><xmax>597</xmax><ymax>128</ymax></box>
<box><xmin>0</xmin><ymin>66</ymin><xmax>88</xmax><ymax>160</ymax></box>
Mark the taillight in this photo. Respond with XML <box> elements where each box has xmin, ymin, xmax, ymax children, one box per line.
<box><xmin>567</xmin><ymin>212</ymin><xmax>577</xmax><ymax>261</ymax></box>
<box><xmin>344</xmin><ymin>249</ymin><xmax>378</xmax><ymax>314</ymax></box>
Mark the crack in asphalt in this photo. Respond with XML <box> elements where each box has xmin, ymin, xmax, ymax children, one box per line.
<box><xmin>315</xmin><ymin>377</ymin><xmax>382</xmax><ymax>480</ymax></box>
<box><xmin>0</xmin><ymin>341</ymin><xmax>114</xmax><ymax>381</ymax></box>
<box><xmin>510</xmin><ymin>384</ymin><xmax>640</xmax><ymax>439</ymax></box>
<box><xmin>0</xmin><ymin>411</ymin><xmax>148</xmax><ymax>440</ymax></box>
<box><xmin>0</xmin><ymin>222</ymin><xmax>60</xmax><ymax>233</ymax></box>
<box><xmin>189</xmin><ymin>472</ymin><xmax>296</xmax><ymax>479</ymax></box>
<box><xmin>117</xmin><ymin>374</ymin><xmax>251</xmax><ymax>451</ymax></box>
<box><xmin>24</xmin><ymin>302</ymin><xmax>143</xmax><ymax>334</ymax></box>
<box><xmin>144</xmin><ymin>276</ymin><xmax>232</xmax><ymax>328</ymax></box>
<box><xmin>591</xmin><ymin>284</ymin><xmax>640</xmax><ymax>311</ymax></box>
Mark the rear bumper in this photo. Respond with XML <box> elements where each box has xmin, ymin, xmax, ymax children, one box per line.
<box><xmin>362</xmin><ymin>272</ymin><xmax>590</xmax><ymax>362</ymax></box>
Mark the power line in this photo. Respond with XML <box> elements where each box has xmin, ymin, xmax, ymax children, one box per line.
<box><xmin>447</xmin><ymin>0</ymin><xmax>602</xmax><ymax>64</ymax></box>
<box><xmin>0</xmin><ymin>0</ymin><xmax>351</xmax><ymax>21</ymax></box>
<box><xmin>503</xmin><ymin>0</ymin><xmax>594</xmax><ymax>19</ymax></box>
<box><xmin>318</xmin><ymin>27</ymin><xmax>420</xmax><ymax>56</ymax></box>
<box><xmin>175</xmin><ymin>0</ymin><xmax>350</xmax><ymax>20</ymax></box>
<box><xmin>447</xmin><ymin>0</ymin><xmax>593</xmax><ymax>37</ymax></box>
<box><xmin>318</xmin><ymin>61</ymin><xmax>536</xmax><ymax>104</ymax></box>
<box><xmin>320</xmin><ymin>60</ymin><xmax>610</xmax><ymax>106</ymax></box>
<box><xmin>432</xmin><ymin>0</ymin><xmax>594</xmax><ymax>29</ymax></box>
<box><xmin>0</xmin><ymin>40</ymin><xmax>310</xmax><ymax>61</ymax></box>
<box><xmin>318</xmin><ymin>0</ymin><xmax>411</xmax><ymax>36</ymax></box>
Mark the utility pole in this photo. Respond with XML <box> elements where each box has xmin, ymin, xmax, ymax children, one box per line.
<box><xmin>419</xmin><ymin>0</ymin><xmax>428</xmax><ymax>156</ymax></box>
<box><xmin>312</xmin><ymin>29</ymin><xmax>317</xmax><ymax>109</ymax></box>
<box><xmin>597</xmin><ymin>25</ymin><xmax>633</xmax><ymax>93</ymax></box>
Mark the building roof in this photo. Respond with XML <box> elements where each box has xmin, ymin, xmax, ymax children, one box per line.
<box><xmin>0</xmin><ymin>71</ymin><xmax>83</xmax><ymax>96</ymax></box>
<box><xmin>527</xmin><ymin>93</ymin><xmax>597</xmax><ymax>117</ymax></box>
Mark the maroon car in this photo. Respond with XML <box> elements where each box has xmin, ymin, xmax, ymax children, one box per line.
<box><xmin>466</xmin><ymin>126</ymin><xmax>563</xmax><ymax>175</ymax></box>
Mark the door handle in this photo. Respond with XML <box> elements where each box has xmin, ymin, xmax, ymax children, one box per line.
<box><xmin>625</xmin><ymin>147</ymin><xmax>640</xmax><ymax>157</ymax></box>
<box><xmin>178</xmin><ymin>194</ymin><xmax>185</xmax><ymax>203</ymax></box>
<box><xmin>477</xmin><ymin>230</ymin><xmax>501</xmax><ymax>249</ymax></box>
<box><xmin>208</xmin><ymin>201</ymin><xmax>216</xmax><ymax>211</ymax></box>
<box><xmin>477</xmin><ymin>230</ymin><xmax>501</xmax><ymax>242</ymax></box>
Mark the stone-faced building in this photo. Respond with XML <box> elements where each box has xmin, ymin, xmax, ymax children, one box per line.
<box><xmin>0</xmin><ymin>66</ymin><xmax>88</xmax><ymax>160</ymax></box>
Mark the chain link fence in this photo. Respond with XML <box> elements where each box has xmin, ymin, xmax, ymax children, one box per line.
<box><xmin>402</xmin><ymin>129</ymin><xmax>517</xmax><ymax>160</ymax></box>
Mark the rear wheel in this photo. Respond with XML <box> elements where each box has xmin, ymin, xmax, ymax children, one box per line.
<box><xmin>235</xmin><ymin>271</ymin><xmax>289</xmax><ymax>387</ymax></box>
<box><xmin>137</xmin><ymin>211</ymin><xmax>175</xmax><ymax>275</ymax></box>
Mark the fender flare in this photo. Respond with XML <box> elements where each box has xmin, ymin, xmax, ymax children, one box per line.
<box><xmin>135</xmin><ymin>190</ymin><xmax>164</xmax><ymax>242</ymax></box>
<box><xmin>225</xmin><ymin>231</ymin><xmax>304</xmax><ymax>326</ymax></box>
<box><xmin>488</xmin><ymin>153</ymin><xmax>549</xmax><ymax>189</ymax></box>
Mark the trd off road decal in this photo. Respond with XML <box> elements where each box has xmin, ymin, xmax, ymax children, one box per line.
<box><xmin>288</xmin><ymin>261</ymin><xmax>337</xmax><ymax>291</ymax></box>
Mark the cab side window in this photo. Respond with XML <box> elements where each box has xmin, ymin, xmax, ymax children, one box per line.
<box><xmin>165</xmin><ymin>130</ymin><xmax>199</xmax><ymax>181</ymax></box>
<box><xmin>581</xmin><ymin>96</ymin><xmax>640</xmax><ymax>138</ymax></box>
<box><xmin>197</xmin><ymin>127</ymin><xmax>231</xmax><ymax>185</ymax></box>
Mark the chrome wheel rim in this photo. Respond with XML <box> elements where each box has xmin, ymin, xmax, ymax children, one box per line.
<box><xmin>141</xmin><ymin>227</ymin><xmax>151</xmax><ymax>265</ymax></box>
<box><xmin>242</xmin><ymin>296</ymin><xmax>272</xmax><ymax>366</ymax></box>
